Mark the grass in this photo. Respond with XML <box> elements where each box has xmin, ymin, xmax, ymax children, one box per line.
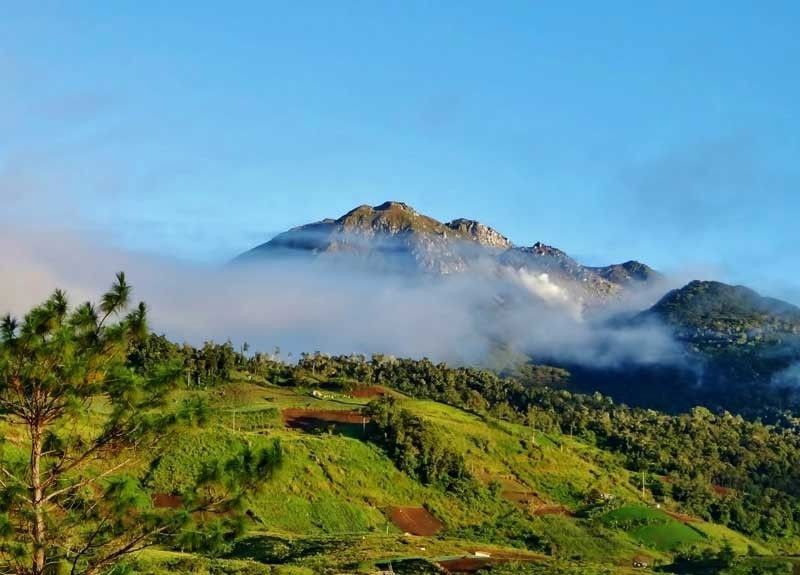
<box><xmin>147</xmin><ymin>380</ymin><xmax>768</xmax><ymax>562</ymax></box>
<box><xmin>601</xmin><ymin>506</ymin><xmax>705</xmax><ymax>551</ymax></box>
<box><xmin>4</xmin><ymin>376</ymin><xmax>774</xmax><ymax>574</ymax></box>
<box><xmin>532</xmin><ymin>514</ymin><xmax>653</xmax><ymax>564</ymax></box>
<box><xmin>692</xmin><ymin>521</ymin><xmax>772</xmax><ymax>555</ymax></box>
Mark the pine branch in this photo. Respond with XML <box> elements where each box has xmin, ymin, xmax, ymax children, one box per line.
<box><xmin>43</xmin><ymin>459</ymin><xmax>132</xmax><ymax>504</ymax></box>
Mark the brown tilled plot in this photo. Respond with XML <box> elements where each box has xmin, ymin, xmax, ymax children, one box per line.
<box><xmin>152</xmin><ymin>493</ymin><xmax>183</xmax><ymax>509</ymax></box>
<box><xmin>501</xmin><ymin>490</ymin><xmax>538</xmax><ymax>507</ymax></box>
<box><xmin>350</xmin><ymin>385</ymin><xmax>389</xmax><ymax>398</ymax></box>
<box><xmin>476</xmin><ymin>472</ymin><xmax>544</xmax><ymax>510</ymax></box>
<box><xmin>281</xmin><ymin>408</ymin><xmax>368</xmax><ymax>432</ymax></box>
<box><xmin>388</xmin><ymin>506</ymin><xmax>443</xmax><ymax>536</ymax></box>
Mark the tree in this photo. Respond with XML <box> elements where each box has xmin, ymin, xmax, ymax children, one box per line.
<box><xmin>0</xmin><ymin>273</ymin><xmax>177</xmax><ymax>574</ymax></box>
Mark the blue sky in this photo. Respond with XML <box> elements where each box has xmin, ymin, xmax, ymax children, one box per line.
<box><xmin>1</xmin><ymin>1</ymin><xmax>798</xmax><ymax>301</ymax></box>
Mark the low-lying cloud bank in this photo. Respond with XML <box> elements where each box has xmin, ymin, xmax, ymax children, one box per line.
<box><xmin>773</xmin><ymin>363</ymin><xmax>800</xmax><ymax>388</ymax></box>
<box><xmin>0</xmin><ymin>227</ymin><xmax>684</xmax><ymax>368</ymax></box>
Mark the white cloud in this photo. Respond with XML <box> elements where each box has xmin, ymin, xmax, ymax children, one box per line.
<box><xmin>0</xmin><ymin>226</ymin><xmax>684</xmax><ymax>370</ymax></box>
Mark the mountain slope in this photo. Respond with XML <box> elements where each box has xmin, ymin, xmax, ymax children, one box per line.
<box><xmin>651</xmin><ymin>280</ymin><xmax>800</xmax><ymax>339</ymax></box>
<box><xmin>134</xmin><ymin>371</ymin><xmax>774</xmax><ymax>574</ymax></box>
<box><xmin>652</xmin><ymin>281</ymin><xmax>800</xmax><ymax>397</ymax></box>
<box><xmin>498</xmin><ymin>242</ymin><xmax>636</xmax><ymax>300</ymax></box>
<box><xmin>532</xmin><ymin>281</ymin><xmax>800</xmax><ymax>414</ymax></box>
<box><xmin>237</xmin><ymin>202</ymin><xmax>800</xmax><ymax>414</ymax></box>
<box><xmin>238</xmin><ymin>201</ymin><xmax>661</xmax><ymax>301</ymax></box>
<box><xmin>238</xmin><ymin>201</ymin><xmax>509</xmax><ymax>274</ymax></box>
<box><xmin>588</xmin><ymin>260</ymin><xmax>663</xmax><ymax>287</ymax></box>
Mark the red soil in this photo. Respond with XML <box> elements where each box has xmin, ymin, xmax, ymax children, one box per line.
<box><xmin>350</xmin><ymin>385</ymin><xmax>389</xmax><ymax>398</ymax></box>
<box><xmin>476</xmin><ymin>472</ymin><xmax>543</xmax><ymax>510</ymax></box>
<box><xmin>281</xmin><ymin>408</ymin><xmax>368</xmax><ymax>430</ymax></box>
<box><xmin>152</xmin><ymin>493</ymin><xmax>183</xmax><ymax>509</ymax></box>
<box><xmin>388</xmin><ymin>506</ymin><xmax>443</xmax><ymax>536</ymax></box>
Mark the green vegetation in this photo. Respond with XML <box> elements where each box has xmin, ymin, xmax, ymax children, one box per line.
<box><xmin>284</xmin><ymin>353</ymin><xmax>800</xmax><ymax>543</ymax></box>
<box><xmin>600</xmin><ymin>506</ymin><xmax>704</xmax><ymax>551</ymax></box>
<box><xmin>365</xmin><ymin>398</ymin><xmax>476</xmax><ymax>493</ymax></box>
<box><xmin>3</xmin><ymin>276</ymin><xmax>800</xmax><ymax>574</ymax></box>
<box><xmin>0</xmin><ymin>278</ymin><xmax>282</xmax><ymax>575</ymax></box>
<box><xmin>645</xmin><ymin>280</ymin><xmax>800</xmax><ymax>412</ymax></box>
<box><xmin>651</xmin><ymin>280</ymin><xmax>800</xmax><ymax>336</ymax></box>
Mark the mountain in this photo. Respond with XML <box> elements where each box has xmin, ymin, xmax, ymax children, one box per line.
<box><xmin>649</xmin><ymin>281</ymin><xmax>800</xmax><ymax>395</ymax></box>
<box><xmin>648</xmin><ymin>280</ymin><xmax>800</xmax><ymax>373</ymax></box>
<box><xmin>238</xmin><ymin>201</ymin><xmax>660</xmax><ymax>301</ymax></box>
<box><xmin>589</xmin><ymin>260</ymin><xmax>662</xmax><ymax>287</ymax></box>
<box><xmin>238</xmin><ymin>201</ymin><xmax>511</xmax><ymax>274</ymax></box>
<box><xmin>498</xmin><ymin>242</ymin><xmax>631</xmax><ymax>300</ymax></box>
<box><xmin>237</xmin><ymin>202</ymin><xmax>800</xmax><ymax>414</ymax></box>
<box><xmin>650</xmin><ymin>280</ymin><xmax>800</xmax><ymax>339</ymax></box>
<box><xmin>569</xmin><ymin>281</ymin><xmax>800</xmax><ymax>414</ymax></box>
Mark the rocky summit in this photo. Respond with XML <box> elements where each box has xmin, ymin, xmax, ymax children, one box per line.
<box><xmin>238</xmin><ymin>201</ymin><xmax>661</xmax><ymax>301</ymax></box>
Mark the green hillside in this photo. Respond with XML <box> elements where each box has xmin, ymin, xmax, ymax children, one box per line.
<box><xmin>2</xmin><ymin>282</ymin><xmax>798</xmax><ymax>575</ymax></box>
<box><xmin>115</xmin><ymin>371</ymin><xmax>779</xmax><ymax>574</ymax></box>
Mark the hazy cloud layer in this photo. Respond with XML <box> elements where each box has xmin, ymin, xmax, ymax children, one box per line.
<box><xmin>0</xmin><ymin>226</ymin><xmax>684</xmax><ymax>369</ymax></box>
<box><xmin>773</xmin><ymin>363</ymin><xmax>800</xmax><ymax>388</ymax></box>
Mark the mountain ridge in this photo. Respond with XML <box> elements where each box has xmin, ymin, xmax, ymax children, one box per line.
<box><xmin>238</xmin><ymin>201</ymin><xmax>660</xmax><ymax>300</ymax></box>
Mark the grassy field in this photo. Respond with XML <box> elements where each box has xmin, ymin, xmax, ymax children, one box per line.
<box><xmin>6</xmin><ymin>374</ymin><xmax>769</xmax><ymax>574</ymax></box>
<box><xmin>117</xmin><ymin>375</ymin><xmax>776</xmax><ymax>573</ymax></box>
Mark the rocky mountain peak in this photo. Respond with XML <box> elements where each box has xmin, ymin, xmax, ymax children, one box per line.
<box><xmin>237</xmin><ymin>201</ymin><xmax>662</xmax><ymax>299</ymax></box>
<box><xmin>527</xmin><ymin>242</ymin><xmax>569</xmax><ymax>259</ymax></box>
<box><xmin>445</xmin><ymin>218</ymin><xmax>512</xmax><ymax>249</ymax></box>
<box><xmin>588</xmin><ymin>260</ymin><xmax>661</xmax><ymax>286</ymax></box>
<box><xmin>334</xmin><ymin>201</ymin><xmax>445</xmax><ymax>237</ymax></box>
<box><xmin>374</xmin><ymin>200</ymin><xmax>414</xmax><ymax>212</ymax></box>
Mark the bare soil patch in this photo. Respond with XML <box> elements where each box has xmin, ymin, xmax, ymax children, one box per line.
<box><xmin>281</xmin><ymin>408</ymin><xmax>369</xmax><ymax>432</ymax></box>
<box><xmin>388</xmin><ymin>506</ymin><xmax>443</xmax><ymax>536</ymax></box>
<box><xmin>477</xmin><ymin>472</ymin><xmax>544</xmax><ymax>510</ymax></box>
<box><xmin>152</xmin><ymin>493</ymin><xmax>183</xmax><ymax>509</ymax></box>
<box><xmin>501</xmin><ymin>490</ymin><xmax>536</xmax><ymax>506</ymax></box>
<box><xmin>350</xmin><ymin>385</ymin><xmax>389</xmax><ymax>398</ymax></box>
